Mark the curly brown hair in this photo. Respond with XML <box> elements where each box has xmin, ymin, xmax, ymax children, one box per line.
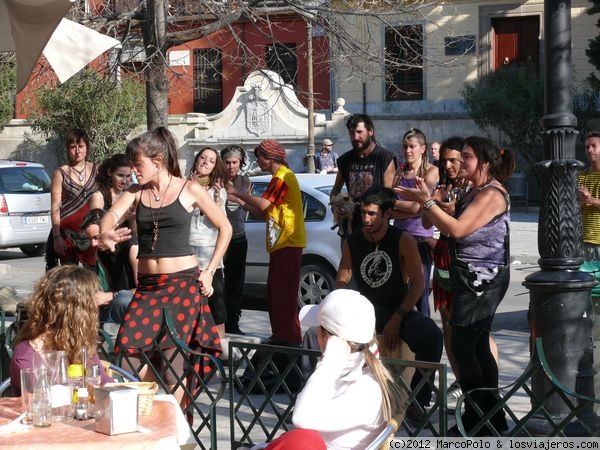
<box><xmin>15</xmin><ymin>265</ymin><xmax>100</xmax><ymax>364</ymax></box>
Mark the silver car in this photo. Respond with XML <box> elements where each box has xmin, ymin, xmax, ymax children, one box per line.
<box><xmin>243</xmin><ymin>173</ymin><xmax>341</xmax><ymax>307</ymax></box>
<box><xmin>0</xmin><ymin>160</ymin><xmax>51</xmax><ymax>256</ymax></box>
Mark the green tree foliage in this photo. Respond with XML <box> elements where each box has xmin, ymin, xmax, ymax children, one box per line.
<box><xmin>587</xmin><ymin>0</ymin><xmax>600</xmax><ymax>90</ymax></box>
<box><xmin>461</xmin><ymin>63</ymin><xmax>544</xmax><ymax>166</ymax></box>
<box><xmin>26</xmin><ymin>69</ymin><xmax>146</xmax><ymax>163</ymax></box>
<box><xmin>0</xmin><ymin>53</ymin><xmax>16</xmax><ymax>132</ymax></box>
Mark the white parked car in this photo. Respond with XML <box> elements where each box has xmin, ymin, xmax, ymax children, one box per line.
<box><xmin>0</xmin><ymin>160</ymin><xmax>51</xmax><ymax>256</ymax></box>
<box><xmin>243</xmin><ymin>173</ymin><xmax>341</xmax><ymax>307</ymax></box>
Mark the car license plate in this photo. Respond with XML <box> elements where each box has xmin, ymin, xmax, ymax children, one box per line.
<box><xmin>24</xmin><ymin>216</ymin><xmax>49</xmax><ymax>225</ymax></box>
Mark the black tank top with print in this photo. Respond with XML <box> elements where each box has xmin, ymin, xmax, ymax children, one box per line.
<box><xmin>347</xmin><ymin>226</ymin><xmax>408</xmax><ymax>332</ymax></box>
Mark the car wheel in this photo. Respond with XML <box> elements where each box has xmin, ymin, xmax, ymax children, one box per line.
<box><xmin>19</xmin><ymin>244</ymin><xmax>46</xmax><ymax>257</ymax></box>
<box><xmin>298</xmin><ymin>263</ymin><xmax>336</xmax><ymax>309</ymax></box>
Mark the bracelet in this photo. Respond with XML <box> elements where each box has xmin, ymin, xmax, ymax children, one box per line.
<box><xmin>423</xmin><ymin>199</ymin><xmax>436</xmax><ymax>211</ymax></box>
<box><xmin>109</xmin><ymin>210</ymin><xmax>120</xmax><ymax>224</ymax></box>
<box><xmin>205</xmin><ymin>269</ymin><xmax>216</xmax><ymax>277</ymax></box>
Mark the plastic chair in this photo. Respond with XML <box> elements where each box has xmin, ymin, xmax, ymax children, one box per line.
<box><xmin>365</xmin><ymin>412</ymin><xmax>404</xmax><ymax>450</ymax></box>
<box><xmin>100</xmin><ymin>360</ymin><xmax>140</xmax><ymax>382</ymax></box>
<box><xmin>243</xmin><ymin>409</ymin><xmax>404</xmax><ymax>450</ymax></box>
<box><xmin>0</xmin><ymin>377</ymin><xmax>11</xmax><ymax>395</ymax></box>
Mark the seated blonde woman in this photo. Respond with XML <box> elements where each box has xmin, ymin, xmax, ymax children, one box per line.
<box><xmin>10</xmin><ymin>265</ymin><xmax>112</xmax><ymax>395</ymax></box>
<box><xmin>263</xmin><ymin>289</ymin><xmax>406</xmax><ymax>450</ymax></box>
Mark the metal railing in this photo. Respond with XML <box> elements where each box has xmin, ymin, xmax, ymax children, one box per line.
<box><xmin>100</xmin><ymin>307</ymin><xmax>227</xmax><ymax>450</ymax></box>
<box><xmin>228</xmin><ymin>341</ymin><xmax>447</xmax><ymax>448</ymax></box>
<box><xmin>454</xmin><ymin>338</ymin><xmax>600</xmax><ymax>437</ymax></box>
<box><xmin>382</xmin><ymin>356</ymin><xmax>448</xmax><ymax>436</ymax></box>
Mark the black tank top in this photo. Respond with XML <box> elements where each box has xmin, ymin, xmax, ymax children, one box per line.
<box><xmin>136</xmin><ymin>185</ymin><xmax>193</xmax><ymax>258</ymax></box>
<box><xmin>347</xmin><ymin>226</ymin><xmax>408</xmax><ymax>332</ymax></box>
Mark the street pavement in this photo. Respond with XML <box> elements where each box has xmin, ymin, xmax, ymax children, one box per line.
<box><xmin>225</xmin><ymin>208</ymin><xmax>542</xmax><ymax>445</ymax></box>
<box><xmin>0</xmin><ymin>207</ymin><xmax>544</xmax><ymax>446</ymax></box>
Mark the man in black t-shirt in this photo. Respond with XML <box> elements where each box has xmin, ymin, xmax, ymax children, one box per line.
<box><xmin>337</xmin><ymin>186</ymin><xmax>443</xmax><ymax>412</ymax></box>
<box><xmin>330</xmin><ymin>114</ymin><xmax>396</xmax><ymax>236</ymax></box>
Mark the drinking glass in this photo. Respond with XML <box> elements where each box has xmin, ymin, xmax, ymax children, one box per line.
<box><xmin>19</xmin><ymin>368</ymin><xmax>36</xmax><ymax>424</ymax></box>
<box><xmin>32</xmin><ymin>351</ymin><xmax>57</xmax><ymax>381</ymax></box>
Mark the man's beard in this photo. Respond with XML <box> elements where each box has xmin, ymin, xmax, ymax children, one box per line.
<box><xmin>352</xmin><ymin>136</ymin><xmax>372</xmax><ymax>153</ymax></box>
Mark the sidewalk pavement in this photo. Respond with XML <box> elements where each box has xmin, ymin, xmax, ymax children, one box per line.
<box><xmin>510</xmin><ymin>208</ymin><xmax>540</xmax><ymax>265</ymax></box>
<box><xmin>214</xmin><ymin>208</ymin><xmax>541</xmax><ymax>446</ymax></box>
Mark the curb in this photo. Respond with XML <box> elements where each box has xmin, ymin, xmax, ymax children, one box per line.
<box><xmin>510</xmin><ymin>255</ymin><xmax>539</xmax><ymax>265</ymax></box>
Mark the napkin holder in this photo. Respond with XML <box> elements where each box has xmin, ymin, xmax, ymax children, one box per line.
<box><xmin>94</xmin><ymin>385</ymin><xmax>139</xmax><ymax>435</ymax></box>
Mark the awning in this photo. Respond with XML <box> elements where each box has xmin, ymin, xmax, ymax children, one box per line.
<box><xmin>0</xmin><ymin>0</ymin><xmax>120</xmax><ymax>92</ymax></box>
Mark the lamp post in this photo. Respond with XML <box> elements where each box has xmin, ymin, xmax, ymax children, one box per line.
<box><xmin>306</xmin><ymin>20</ymin><xmax>316</xmax><ymax>173</ymax></box>
<box><xmin>523</xmin><ymin>0</ymin><xmax>597</xmax><ymax>433</ymax></box>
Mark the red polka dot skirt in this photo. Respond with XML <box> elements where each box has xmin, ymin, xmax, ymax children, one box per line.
<box><xmin>115</xmin><ymin>267</ymin><xmax>221</xmax><ymax>355</ymax></box>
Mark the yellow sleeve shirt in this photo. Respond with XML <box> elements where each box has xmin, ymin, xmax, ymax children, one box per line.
<box><xmin>263</xmin><ymin>165</ymin><xmax>306</xmax><ymax>252</ymax></box>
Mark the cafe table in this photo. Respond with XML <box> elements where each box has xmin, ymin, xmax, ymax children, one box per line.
<box><xmin>0</xmin><ymin>394</ymin><xmax>195</xmax><ymax>449</ymax></box>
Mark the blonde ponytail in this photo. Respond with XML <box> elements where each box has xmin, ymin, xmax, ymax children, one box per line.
<box><xmin>349</xmin><ymin>341</ymin><xmax>407</xmax><ymax>421</ymax></box>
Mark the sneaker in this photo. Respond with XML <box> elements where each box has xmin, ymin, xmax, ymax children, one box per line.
<box><xmin>448</xmin><ymin>381</ymin><xmax>463</xmax><ymax>399</ymax></box>
<box><xmin>219</xmin><ymin>337</ymin><xmax>243</xmax><ymax>362</ymax></box>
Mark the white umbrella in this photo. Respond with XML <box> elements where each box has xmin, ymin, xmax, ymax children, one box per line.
<box><xmin>43</xmin><ymin>18</ymin><xmax>120</xmax><ymax>84</ymax></box>
<box><xmin>1</xmin><ymin>0</ymin><xmax>120</xmax><ymax>92</ymax></box>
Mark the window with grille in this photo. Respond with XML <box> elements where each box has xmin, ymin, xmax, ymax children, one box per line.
<box><xmin>193</xmin><ymin>48</ymin><xmax>223</xmax><ymax>114</ymax></box>
<box><xmin>265</xmin><ymin>43</ymin><xmax>297</xmax><ymax>86</ymax></box>
<box><xmin>384</xmin><ymin>25</ymin><xmax>423</xmax><ymax>101</ymax></box>
<box><xmin>444</xmin><ymin>35</ymin><xmax>476</xmax><ymax>56</ymax></box>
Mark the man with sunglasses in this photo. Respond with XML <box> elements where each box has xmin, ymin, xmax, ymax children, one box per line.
<box><xmin>315</xmin><ymin>138</ymin><xmax>339</xmax><ymax>174</ymax></box>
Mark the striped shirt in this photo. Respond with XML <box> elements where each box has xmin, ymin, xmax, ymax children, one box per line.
<box><xmin>579</xmin><ymin>170</ymin><xmax>600</xmax><ymax>244</ymax></box>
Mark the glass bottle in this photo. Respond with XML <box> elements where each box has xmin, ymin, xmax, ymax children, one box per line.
<box><xmin>75</xmin><ymin>387</ymin><xmax>88</xmax><ymax>420</ymax></box>
<box><xmin>68</xmin><ymin>347</ymin><xmax>86</xmax><ymax>403</ymax></box>
<box><xmin>85</xmin><ymin>364</ymin><xmax>101</xmax><ymax>418</ymax></box>
<box><xmin>50</xmin><ymin>350</ymin><xmax>73</xmax><ymax>421</ymax></box>
<box><xmin>32</xmin><ymin>367</ymin><xmax>52</xmax><ymax>427</ymax></box>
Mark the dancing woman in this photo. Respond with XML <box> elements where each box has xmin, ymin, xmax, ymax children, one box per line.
<box><xmin>100</xmin><ymin>127</ymin><xmax>231</xmax><ymax>397</ymax></box>
<box><xmin>396</xmin><ymin>136</ymin><xmax>514</xmax><ymax>435</ymax></box>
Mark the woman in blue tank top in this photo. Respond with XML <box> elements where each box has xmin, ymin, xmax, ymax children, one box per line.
<box><xmin>396</xmin><ymin>136</ymin><xmax>515</xmax><ymax>436</ymax></box>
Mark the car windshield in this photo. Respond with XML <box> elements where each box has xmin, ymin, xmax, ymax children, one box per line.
<box><xmin>315</xmin><ymin>185</ymin><xmax>347</xmax><ymax>196</ymax></box>
<box><xmin>0</xmin><ymin>167</ymin><xmax>51</xmax><ymax>193</ymax></box>
<box><xmin>315</xmin><ymin>185</ymin><xmax>333</xmax><ymax>196</ymax></box>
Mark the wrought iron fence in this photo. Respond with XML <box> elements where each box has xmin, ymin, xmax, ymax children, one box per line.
<box><xmin>100</xmin><ymin>308</ymin><xmax>227</xmax><ymax>450</ymax></box>
<box><xmin>228</xmin><ymin>341</ymin><xmax>448</xmax><ymax>448</ymax></box>
<box><xmin>454</xmin><ymin>338</ymin><xmax>600</xmax><ymax>437</ymax></box>
<box><xmin>382</xmin><ymin>356</ymin><xmax>448</xmax><ymax>436</ymax></box>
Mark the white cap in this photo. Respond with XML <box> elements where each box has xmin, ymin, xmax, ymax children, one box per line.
<box><xmin>299</xmin><ymin>289</ymin><xmax>375</xmax><ymax>344</ymax></box>
<box><xmin>322</xmin><ymin>138</ymin><xmax>334</xmax><ymax>146</ymax></box>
